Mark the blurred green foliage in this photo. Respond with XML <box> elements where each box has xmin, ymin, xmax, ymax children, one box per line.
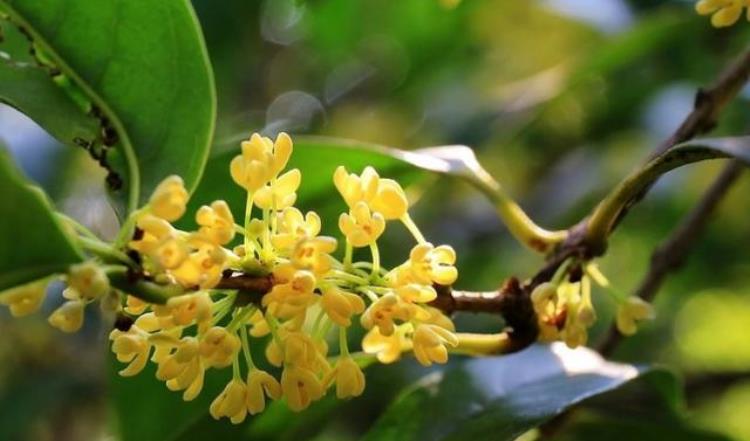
<box><xmin>2</xmin><ymin>0</ymin><xmax>750</xmax><ymax>439</ymax></box>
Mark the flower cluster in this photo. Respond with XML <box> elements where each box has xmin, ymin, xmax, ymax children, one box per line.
<box><xmin>105</xmin><ymin>132</ymin><xmax>458</xmax><ymax>421</ymax></box>
<box><xmin>695</xmin><ymin>0</ymin><xmax>750</xmax><ymax>27</ymax></box>
<box><xmin>530</xmin><ymin>263</ymin><xmax>654</xmax><ymax>348</ymax></box>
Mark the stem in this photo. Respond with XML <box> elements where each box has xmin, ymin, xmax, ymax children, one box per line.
<box><xmin>243</xmin><ymin>191</ymin><xmax>255</xmax><ymax>256</ymax></box>
<box><xmin>57</xmin><ymin>214</ymin><xmax>99</xmax><ymax>241</ymax></box>
<box><xmin>79</xmin><ymin>237</ymin><xmax>136</xmax><ymax>266</ymax></box>
<box><xmin>113</xmin><ymin>208</ymin><xmax>143</xmax><ymax>249</ymax></box>
<box><xmin>585</xmin><ymin>145</ymin><xmax>732</xmax><ymax>254</ymax></box>
<box><xmin>369</xmin><ymin>242</ymin><xmax>380</xmax><ymax>278</ymax></box>
<box><xmin>400</xmin><ymin>213</ymin><xmax>426</xmax><ymax>244</ymax></box>
<box><xmin>105</xmin><ymin>266</ymin><xmax>183</xmax><ymax>304</ymax></box>
<box><xmin>240</xmin><ymin>323</ymin><xmax>256</xmax><ymax>370</ymax></box>
<box><xmin>232</xmin><ymin>353</ymin><xmax>241</xmax><ymax>380</ymax></box>
<box><xmin>452</xmin><ymin>332</ymin><xmax>511</xmax><ymax>355</ymax></box>
<box><xmin>338</xmin><ymin>327</ymin><xmax>350</xmax><ymax>357</ymax></box>
<box><xmin>467</xmin><ymin>171</ymin><xmax>567</xmax><ymax>253</ymax></box>
<box><xmin>344</xmin><ymin>240</ymin><xmax>353</xmax><ymax>270</ymax></box>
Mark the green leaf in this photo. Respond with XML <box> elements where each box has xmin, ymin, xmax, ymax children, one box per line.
<box><xmin>0</xmin><ymin>60</ymin><xmax>100</xmax><ymax>149</ymax></box>
<box><xmin>0</xmin><ymin>148</ymin><xmax>82</xmax><ymax>290</ymax></box>
<box><xmin>364</xmin><ymin>344</ymin><xmax>661</xmax><ymax>441</ymax></box>
<box><xmin>0</xmin><ymin>0</ymin><xmax>216</xmax><ymax>213</ymax></box>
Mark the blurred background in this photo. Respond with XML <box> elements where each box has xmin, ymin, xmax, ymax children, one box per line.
<box><xmin>2</xmin><ymin>0</ymin><xmax>750</xmax><ymax>439</ymax></box>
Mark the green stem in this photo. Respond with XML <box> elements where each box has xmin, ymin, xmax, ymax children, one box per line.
<box><xmin>240</xmin><ymin>323</ymin><xmax>256</xmax><ymax>370</ymax></box>
<box><xmin>344</xmin><ymin>240</ymin><xmax>353</xmax><ymax>270</ymax></box>
<box><xmin>585</xmin><ymin>143</ymin><xmax>731</xmax><ymax>253</ymax></box>
<box><xmin>466</xmin><ymin>173</ymin><xmax>567</xmax><ymax>253</ymax></box>
<box><xmin>105</xmin><ymin>266</ymin><xmax>183</xmax><ymax>304</ymax></box>
<box><xmin>244</xmin><ymin>191</ymin><xmax>255</xmax><ymax>256</ymax></box>
<box><xmin>79</xmin><ymin>237</ymin><xmax>135</xmax><ymax>266</ymax></box>
<box><xmin>57</xmin><ymin>214</ymin><xmax>99</xmax><ymax>241</ymax></box>
<box><xmin>338</xmin><ymin>326</ymin><xmax>350</xmax><ymax>357</ymax></box>
<box><xmin>369</xmin><ymin>242</ymin><xmax>381</xmax><ymax>278</ymax></box>
<box><xmin>400</xmin><ymin>213</ymin><xmax>426</xmax><ymax>244</ymax></box>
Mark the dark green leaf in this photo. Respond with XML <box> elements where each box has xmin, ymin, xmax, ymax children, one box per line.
<box><xmin>364</xmin><ymin>344</ymin><xmax>659</xmax><ymax>441</ymax></box>
<box><xmin>0</xmin><ymin>0</ymin><xmax>216</xmax><ymax>213</ymax></box>
<box><xmin>0</xmin><ymin>60</ymin><xmax>100</xmax><ymax>148</ymax></box>
<box><xmin>0</xmin><ymin>148</ymin><xmax>82</xmax><ymax>290</ymax></box>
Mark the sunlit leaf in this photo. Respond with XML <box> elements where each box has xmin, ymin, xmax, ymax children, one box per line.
<box><xmin>364</xmin><ymin>343</ymin><xmax>667</xmax><ymax>441</ymax></box>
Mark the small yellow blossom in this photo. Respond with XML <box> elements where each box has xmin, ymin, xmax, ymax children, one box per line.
<box><xmin>155</xmin><ymin>292</ymin><xmax>213</xmax><ymax>327</ymax></box>
<box><xmin>67</xmin><ymin>262</ymin><xmax>110</xmax><ymax>300</ymax></box>
<box><xmin>338</xmin><ymin>202</ymin><xmax>386</xmax><ymax>247</ymax></box>
<box><xmin>412</xmin><ymin>323</ymin><xmax>459</xmax><ymax>366</ymax></box>
<box><xmin>170</xmin><ymin>241</ymin><xmax>227</xmax><ymax>289</ymax></box>
<box><xmin>362</xmin><ymin>325</ymin><xmax>409</xmax><ymax>364</ymax></box>
<box><xmin>281</xmin><ymin>365</ymin><xmax>324</xmax><ymax>411</ymax></box>
<box><xmin>263</xmin><ymin>267</ymin><xmax>317</xmax><ymax>320</ymax></box>
<box><xmin>125</xmin><ymin>295</ymin><xmax>149</xmax><ymax>315</ymax></box>
<box><xmin>369</xmin><ymin>179</ymin><xmax>408</xmax><ymax>220</ymax></box>
<box><xmin>200</xmin><ymin>327</ymin><xmax>241</xmax><ymax>368</ymax></box>
<box><xmin>110</xmin><ymin>326</ymin><xmax>151</xmax><ymax>377</ymax></box>
<box><xmin>149</xmin><ymin>175</ymin><xmax>189</xmax><ymax>221</ymax></box>
<box><xmin>333</xmin><ymin>166</ymin><xmax>408</xmax><ymax>220</ymax></box>
<box><xmin>291</xmin><ymin>237</ymin><xmax>337</xmax><ymax>275</ymax></box>
<box><xmin>394</xmin><ymin>284</ymin><xmax>437</xmax><ymax>304</ymax></box>
<box><xmin>246</xmin><ymin>369</ymin><xmax>282</xmax><ymax>414</ymax></box>
<box><xmin>407</xmin><ymin>243</ymin><xmax>458</xmax><ymax>286</ymax></box>
<box><xmin>333</xmin><ymin>166</ymin><xmax>379</xmax><ymax>209</ymax></box>
<box><xmin>157</xmin><ymin>337</ymin><xmax>205</xmax><ymax>401</ymax></box>
<box><xmin>696</xmin><ymin>0</ymin><xmax>747</xmax><ymax>27</ymax></box>
<box><xmin>229</xmin><ymin>133</ymin><xmax>287</xmax><ymax>192</ymax></box>
<box><xmin>210</xmin><ymin>379</ymin><xmax>248</xmax><ymax>424</ymax></box>
<box><xmin>325</xmin><ymin>356</ymin><xmax>365</xmax><ymax>399</ymax></box>
<box><xmin>272</xmin><ymin>208</ymin><xmax>321</xmax><ymax>250</ymax></box>
<box><xmin>320</xmin><ymin>286</ymin><xmax>366</xmax><ymax>326</ymax></box>
<box><xmin>196</xmin><ymin>200</ymin><xmax>235</xmax><ymax>245</ymax></box>
<box><xmin>361</xmin><ymin>293</ymin><xmax>412</xmax><ymax>336</ymax></box>
<box><xmin>254</xmin><ymin>169</ymin><xmax>302</xmax><ymax>210</ymax></box>
<box><xmin>0</xmin><ymin>279</ymin><xmax>48</xmax><ymax>317</ymax></box>
<box><xmin>616</xmin><ymin>297</ymin><xmax>655</xmax><ymax>336</ymax></box>
<box><xmin>48</xmin><ymin>300</ymin><xmax>85</xmax><ymax>333</ymax></box>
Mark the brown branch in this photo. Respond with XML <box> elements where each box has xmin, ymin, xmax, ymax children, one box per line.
<box><xmin>597</xmin><ymin>160</ymin><xmax>744</xmax><ymax>356</ymax></box>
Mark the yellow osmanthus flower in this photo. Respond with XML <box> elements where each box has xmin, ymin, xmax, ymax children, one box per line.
<box><xmin>210</xmin><ymin>379</ymin><xmax>248</xmax><ymax>424</ymax></box>
<box><xmin>246</xmin><ymin>369</ymin><xmax>282</xmax><ymax>414</ymax></box>
<box><xmin>320</xmin><ymin>286</ymin><xmax>366</xmax><ymax>326</ymax></box>
<box><xmin>263</xmin><ymin>267</ymin><xmax>317</xmax><ymax>320</ymax></box>
<box><xmin>281</xmin><ymin>365</ymin><xmax>324</xmax><ymax>412</ymax></box>
<box><xmin>149</xmin><ymin>175</ymin><xmax>189</xmax><ymax>222</ymax></box>
<box><xmin>0</xmin><ymin>279</ymin><xmax>48</xmax><ymax>317</ymax></box>
<box><xmin>200</xmin><ymin>326</ymin><xmax>241</xmax><ymax>368</ymax></box>
<box><xmin>254</xmin><ymin>169</ymin><xmax>302</xmax><ymax>210</ymax></box>
<box><xmin>230</xmin><ymin>133</ymin><xmax>293</xmax><ymax>192</ymax></box>
<box><xmin>339</xmin><ymin>201</ymin><xmax>386</xmax><ymax>247</ymax></box>
<box><xmin>361</xmin><ymin>293</ymin><xmax>412</xmax><ymax>336</ymax></box>
<box><xmin>325</xmin><ymin>356</ymin><xmax>365</xmax><ymax>399</ymax></box>
<box><xmin>696</xmin><ymin>0</ymin><xmax>749</xmax><ymax>27</ymax></box>
<box><xmin>67</xmin><ymin>261</ymin><xmax>110</xmax><ymax>300</ymax></box>
<box><xmin>196</xmin><ymin>200</ymin><xmax>235</xmax><ymax>245</ymax></box>
<box><xmin>616</xmin><ymin>297</ymin><xmax>655</xmax><ymax>336</ymax></box>
<box><xmin>362</xmin><ymin>325</ymin><xmax>410</xmax><ymax>364</ymax></box>
<box><xmin>291</xmin><ymin>236</ymin><xmax>337</xmax><ymax>275</ymax></box>
<box><xmin>412</xmin><ymin>323</ymin><xmax>459</xmax><ymax>366</ymax></box>
<box><xmin>333</xmin><ymin>166</ymin><xmax>408</xmax><ymax>220</ymax></box>
<box><xmin>272</xmin><ymin>208</ymin><xmax>321</xmax><ymax>250</ymax></box>
<box><xmin>405</xmin><ymin>243</ymin><xmax>458</xmax><ymax>286</ymax></box>
<box><xmin>48</xmin><ymin>300</ymin><xmax>85</xmax><ymax>333</ymax></box>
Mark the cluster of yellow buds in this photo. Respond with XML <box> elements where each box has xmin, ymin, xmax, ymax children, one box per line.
<box><xmin>695</xmin><ymin>0</ymin><xmax>750</xmax><ymax>27</ymax></box>
<box><xmin>102</xmin><ymin>132</ymin><xmax>459</xmax><ymax>421</ymax></box>
<box><xmin>531</xmin><ymin>263</ymin><xmax>654</xmax><ymax>348</ymax></box>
